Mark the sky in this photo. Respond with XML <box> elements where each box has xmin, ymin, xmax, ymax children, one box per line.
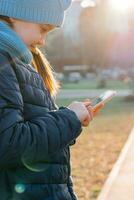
<box><xmin>63</xmin><ymin>0</ymin><xmax>133</xmax><ymax>40</ymax></box>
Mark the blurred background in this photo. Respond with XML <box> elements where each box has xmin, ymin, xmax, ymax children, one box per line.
<box><xmin>41</xmin><ymin>0</ymin><xmax>134</xmax><ymax>199</ymax></box>
<box><xmin>41</xmin><ymin>0</ymin><xmax>134</xmax><ymax>95</ymax></box>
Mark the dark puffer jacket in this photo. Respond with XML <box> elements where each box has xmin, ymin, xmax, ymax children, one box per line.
<box><xmin>0</xmin><ymin>51</ymin><xmax>82</xmax><ymax>200</ymax></box>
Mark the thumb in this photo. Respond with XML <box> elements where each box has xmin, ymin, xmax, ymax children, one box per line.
<box><xmin>83</xmin><ymin>99</ymin><xmax>92</xmax><ymax>107</ymax></box>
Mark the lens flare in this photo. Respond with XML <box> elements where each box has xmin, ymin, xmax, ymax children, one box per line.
<box><xmin>15</xmin><ymin>184</ymin><xmax>25</xmax><ymax>194</ymax></box>
<box><xmin>22</xmin><ymin>160</ymin><xmax>50</xmax><ymax>172</ymax></box>
<box><xmin>21</xmin><ymin>154</ymin><xmax>50</xmax><ymax>172</ymax></box>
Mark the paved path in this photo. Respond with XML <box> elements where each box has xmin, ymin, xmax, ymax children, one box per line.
<box><xmin>97</xmin><ymin>127</ymin><xmax>134</xmax><ymax>200</ymax></box>
<box><xmin>57</xmin><ymin>89</ymin><xmax>132</xmax><ymax>99</ymax></box>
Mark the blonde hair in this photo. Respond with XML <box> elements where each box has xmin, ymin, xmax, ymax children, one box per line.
<box><xmin>0</xmin><ymin>15</ymin><xmax>59</xmax><ymax>96</ymax></box>
<box><xmin>31</xmin><ymin>47</ymin><xmax>59</xmax><ymax>96</ymax></box>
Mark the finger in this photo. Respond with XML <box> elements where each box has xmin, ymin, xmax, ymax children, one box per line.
<box><xmin>86</xmin><ymin>106</ymin><xmax>94</xmax><ymax>120</ymax></box>
<box><xmin>89</xmin><ymin>109</ymin><xmax>94</xmax><ymax>120</ymax></box>
<box><xmin>83</xmin><ymin>98</ymin><xmax>91</xmax><ymax>102</ymax></box>
<box><xmin>83</xmin><ymin>101</ymin><xmax>92</xmax><ymax>107</ymax></box>
<box><xmin>82</xmin><ymin>119</ymin><xmax>89</xmax><ymax>127</ymax></box>
<box><xmin>82</xmin><ymin>116</ymin><xmax>90</xmax><ymax>127</ymax></box>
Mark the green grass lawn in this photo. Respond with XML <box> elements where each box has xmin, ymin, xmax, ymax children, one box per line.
<box><xmin>56</xmin><ymin>97</ymin><xmax>134</xmax><ymax>200</ymax></box>
<box><xmin>61</xmin><ymin>79</ymin><xmax>129</xmax><ymax>90</ymax></box>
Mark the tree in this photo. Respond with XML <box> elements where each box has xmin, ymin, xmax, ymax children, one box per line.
<box><xmin>79</xmin><ymin>1</ymin><xmax>110</xmax><ymax>70</ymax></box>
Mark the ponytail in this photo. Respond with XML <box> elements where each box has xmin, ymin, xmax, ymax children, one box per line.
<box><xmin>31</xmin><ymin>47</ymin><xmax>59</xmax><ymax>96</ymax></box>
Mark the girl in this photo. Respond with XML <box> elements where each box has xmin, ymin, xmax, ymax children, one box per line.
<box><xmin>0</xmin><ymin>0</ymin><xmax>103</xmax><ymax>199</ymax></box>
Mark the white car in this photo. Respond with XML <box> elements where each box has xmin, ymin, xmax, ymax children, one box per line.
<box><xmin>68</xmin><ymin>72</ymin><xmax>82</xmax><ymax>83</ymax></box>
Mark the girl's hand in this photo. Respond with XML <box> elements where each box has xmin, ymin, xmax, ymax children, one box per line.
<box><xmin>68</xmin><ymin>99</ymin><xmax>104</xmax><ymax>127</ymax></box>
<box><xmin>83</xmin><ymin>99</ymin><xmax>104</xmax><ymax>117</ymax></box>
<box><xmin>67</xmin><ymin>101</ymin><xmax>93</xmax><ymax>127</ymax></box>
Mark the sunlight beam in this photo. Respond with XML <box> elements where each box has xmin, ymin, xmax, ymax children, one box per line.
<box><xmin>109</xmin><ymin>0</ymin><xmax>134</xmax><ymax>13</ymax></box>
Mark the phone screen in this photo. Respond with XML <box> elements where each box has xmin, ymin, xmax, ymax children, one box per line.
<box><xmin>92</xmin><ymin>90</ymin><xmax>117</xmax><ymax>108</ymax></box>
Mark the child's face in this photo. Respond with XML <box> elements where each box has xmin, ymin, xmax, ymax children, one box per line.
<box><xmin>11</xmin><ymin>18</ymin><xmax>55</xmax><ymax>49</ymax></box>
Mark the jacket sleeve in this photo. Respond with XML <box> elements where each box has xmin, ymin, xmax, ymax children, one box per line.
<box><xmin>0</xmin><ymin>54</ymin><xmax>82</xmax><ymax>168</ymax></box>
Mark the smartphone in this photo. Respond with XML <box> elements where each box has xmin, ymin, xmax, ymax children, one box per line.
<box><xmin>91</xmin><ymin>90</ymin><xmax>117</xmax><ymax>109</ymax></box>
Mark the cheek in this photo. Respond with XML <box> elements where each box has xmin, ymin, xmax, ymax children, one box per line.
<box><xmin>24</xmin><ymin>30</ymin><xmax>41</xmax><ymax>45</ymax></box>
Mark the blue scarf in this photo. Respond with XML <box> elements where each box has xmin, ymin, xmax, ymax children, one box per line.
<box><xmin>0</xmin><ymin>22</ymin><xmax>33</xmax><ymax>64</ymax></box>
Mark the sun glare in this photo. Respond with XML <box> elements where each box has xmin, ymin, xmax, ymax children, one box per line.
<box><xmin>109</xmin><ymin>0</ymin><xmax>134</xmax><ymax>12</ymax></box>
<box><xmin>81</xmin><ymin>0</ymin><xmax>96</xmax><ymax>8</ymax></box>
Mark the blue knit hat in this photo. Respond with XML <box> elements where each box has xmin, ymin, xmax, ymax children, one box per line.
<box><xmin>0</xmin><ymin>0</ymin><xmax>72</xmax><ymax>26</ymax></box>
